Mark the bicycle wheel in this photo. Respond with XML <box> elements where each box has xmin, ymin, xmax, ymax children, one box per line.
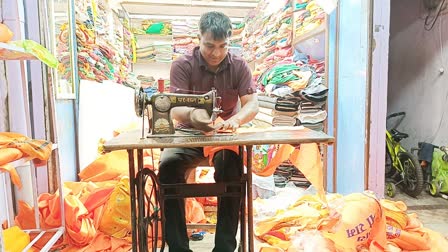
<box><xmin>398</xmin><ymin>151</ymin><xmax>423</xmax><ymax>197</ymax></box>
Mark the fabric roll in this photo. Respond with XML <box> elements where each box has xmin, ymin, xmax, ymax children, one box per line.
<box><xmin>255</xmin><ymin>112</ymin><xmax>274</xmax><ymax>125</ymax></box>
<box><xmin>259</xmin><ymin>101</ymin><xmax>276</xmax><ymax>110</ymax></box>
<box><xmin>298</xmin><ymin>110</ymin><xmax>327</xmax><ymax>124</ymax></box>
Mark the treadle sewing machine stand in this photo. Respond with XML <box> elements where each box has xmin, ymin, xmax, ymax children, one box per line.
<box><xmin>103</xmin><ymin>88</ymin><xmax>334</xmax><ymax>251</ymax></box>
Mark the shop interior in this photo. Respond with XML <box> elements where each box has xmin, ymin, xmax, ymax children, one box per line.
<box><xmin>1</xmin><ymin>0</ymin><xmax>448</xmax><ymax>251</ymax></box>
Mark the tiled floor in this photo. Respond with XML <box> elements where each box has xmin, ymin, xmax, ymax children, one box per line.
<box><xmin>178</xmin><ymin>191</ymin><xmax>448</xmax><ymax>252</ymax></box>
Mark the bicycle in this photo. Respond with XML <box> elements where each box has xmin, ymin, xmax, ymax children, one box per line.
<box><xmin>385</xmin><ymin>112</ymin><xmax>423</xmax><ymax>198</ymax></box>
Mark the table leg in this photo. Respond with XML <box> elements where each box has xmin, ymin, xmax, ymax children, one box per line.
<box><xmin>239</xmin><ymin>146</ymin><xmax>246</xmax><ymax>252</ymax></box>
<box><xmin>136</xmin><ymin>149</ymin><xmax>149</xmax><ymax>251</ymax></box>
<box><xmin>246</xmin><ymin>145</ymin><xmax>254</xmax><ymax>252</ymax></box>
<box><xmin>127</xmin><ymin>150</ymin><xmax>138</xmax><ymax>252</ymax></box>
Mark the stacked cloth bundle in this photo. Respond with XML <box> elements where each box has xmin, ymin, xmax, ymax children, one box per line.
<box><xmin>57</xmin><ymin>0</ymin><xmax>131</xmax><ymax>84</ymax></box>
<box><xmin>241</xmin><ymin>0</ymin><xmax>293</xmax><ymax>65</ymax></box>
<box><xmin>255</xmin><ymin>63</ymin><xmax>328</xmax><ymax>131</ymax></box>
<box><xmin>135</xmin><ymin>40</ymin><xmax>173</xmax><ymax>63</ymax></box>
<box><xmin>293</xmin><ymin>0</ymin><xmax>326</xmax><ymax>37</ymax></box>
<box><xmin>231</xmin><ymin>22</ymin><xmax>244</xmax><ymax>48</ymax></box>
<box><xmin>153</xmin><ymin>42</ymin><xmax>173</xmax><ymax>63</ymax></box>
<box><xmin>172</xmin><ymin>20</ymin><xmax>199</xmax><ymax>58</ymax></box>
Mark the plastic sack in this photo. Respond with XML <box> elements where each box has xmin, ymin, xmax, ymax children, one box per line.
<box><xmin>2</xmin><ymin>226</ymin><xmax>31</xmax><ymax>252</ymax></box>
<box><xmin>253</xmin><ymin>173</ymin><xmax>276</xmax><ymax>199</ymax></box>
<box><xmin>320</xmin><ymin>192</ymin><xmax>387</xmax><ymax>252</ymax></box>
<box><xmin>10</xmin><ymin>40</ymin><xmax>59</xmax><ymax>68</ymax></box>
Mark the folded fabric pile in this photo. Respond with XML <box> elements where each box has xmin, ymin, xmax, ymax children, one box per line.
<box><xmin>57</xmin><ymin>0</ymin><xmax>133</xmax><ymax>84</ymax></box>
<box><xmin>153</xmin><ymin>41</ymin><xmax>174</xmax><ymax>63</ymax></box>
<box><xmin>293</xmin><ymin>0</ymin><xmax>326</xmax><ymax>38</ymax></box>
<box><xmin>255</xmin><ymin>63</ymin><xmax>328</xmax><ymax>130</ymax></box>
<box><xmin>135</xmin><ymin>38</ymin><xmax>173</xmax><ymax>63</ymax></box>
<box><xmin>241</xmin><ymin>0</ymin><xmax>293</xmax><ymax>66</ymax></box>
<box><xmin>172</xmin><ymin>20</ymin><xmax>199</xmax><ymax>57</ymax></box>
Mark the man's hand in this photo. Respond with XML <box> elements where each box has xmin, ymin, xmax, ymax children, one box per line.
<box><xmin>213</xmin><ymin>118</ymin><xmax>240</xmax><ymax>132</ymax></box>
<box><xmin>190</xmin><ymin>108</ymin><xmax>215</xmax><ymax>132</ymax></box>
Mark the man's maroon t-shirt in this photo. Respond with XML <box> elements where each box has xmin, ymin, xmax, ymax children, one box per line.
<box><xmin>169</xmin><ymin>47</ymin><xmax>256</xmax><ymax>122</ymax></box>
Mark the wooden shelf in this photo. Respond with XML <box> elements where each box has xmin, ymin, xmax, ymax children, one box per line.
<box><xmin>0</xmin><ymin>42</ymin><xmax>37</xmax><ymax>61</ymax></box>
<box><xmin>135</xmin><ymin>34</ymin><xmax>173</xmax><ymax>40</ymax></box>
<box><xmin>135</xmin><ymin>60</ymin><xmax>172</xmax><ymax>64</ymax></box>
<box><xmin>292</xmin><ymin>24</ymin><xmax>325</xmax><ymax>47</ymax></box>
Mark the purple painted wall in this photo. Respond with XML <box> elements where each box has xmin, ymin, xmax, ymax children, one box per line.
<box><xmin>369</xmin><ymin>0</ymin><xmax>390</xmax><ymax>196</ymax></box>
<box><xmin>388</xmin><ymin>1</ymin><xmax>448</xmax><ymax>149</ymax></box>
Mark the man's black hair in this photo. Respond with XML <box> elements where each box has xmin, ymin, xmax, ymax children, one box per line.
<box><xmin>199</xmin><ymin>11</ymin><xmax>232</xmax><ymax>40</ymax></box>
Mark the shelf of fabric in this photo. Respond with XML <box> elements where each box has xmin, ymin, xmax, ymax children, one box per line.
<box><xmin>292</xmin><ymin>24</ymin><xmax>326</xmax><ymax>60</ymax></box>
<box><xmin>0</xmin><ymin>42</ymin><xmax>36</xmax><ymax>60</ymax></box>
<box><xmin>292</xmin><ymin>24</ymin><xmax>325</xmax><ymax>47</ymax></box>
<box><xmin>134</xmin><ymin>60</ymin><xmax>172</xmax><ymax>65</ymax></box>
<box><xmin>0</xmin><ymin>143</ymin><xmax>62</xmax><ymax>251</ymax></box>
<box><xmin>135</xmin><ymin>34</ymin><xmax>173</xmax><ymax>40</ymax></box>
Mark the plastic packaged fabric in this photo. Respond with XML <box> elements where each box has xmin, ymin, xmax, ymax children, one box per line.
<box><xmin>146</xmin><ymin>23</ymin><xmax>164</xmax><ymax>34</ymax></box>
<box><xmin>10</xmin><ymin>40</ymin><xmax>59</xmax><ymax>68</ymax></box>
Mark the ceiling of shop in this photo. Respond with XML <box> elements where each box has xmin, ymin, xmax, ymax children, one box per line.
<box><xmin>120</xmin><ymin>0</ymin><xmax>259</xmax><ymax>19</ymax></box>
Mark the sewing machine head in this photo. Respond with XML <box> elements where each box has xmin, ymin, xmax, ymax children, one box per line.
<box><xmin>135</xmin><ymin>88</ymin><xmax>222</xmax><ymax>136</ymax></box>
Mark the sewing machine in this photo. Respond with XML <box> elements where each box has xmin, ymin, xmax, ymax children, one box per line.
<box><xmin>134</xmin><ymin>88</ymin><xmax>222</xmax><ymax>136</ymax></box>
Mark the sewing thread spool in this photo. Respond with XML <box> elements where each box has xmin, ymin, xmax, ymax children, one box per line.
<box><xmin>158</xmin><ymin>79</ymin><xmax>165</xmax><ymax>93</ymax></box>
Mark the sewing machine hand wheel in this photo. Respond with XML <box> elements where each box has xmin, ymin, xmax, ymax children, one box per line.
<box><xmin>135</xmin><ymin>88</ymin><xmax>147</xmax><ymax>117</ymax></box>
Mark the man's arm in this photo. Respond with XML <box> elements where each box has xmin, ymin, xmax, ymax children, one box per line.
<box><xmin>171</xmin><ymin>106</ymin><xmax>196</xmax><ymax>124</ymax></box>
<box><xmin>215</xmin><ymin>93</ymin><xmax>259</xmax><ymax>131</ymax></box>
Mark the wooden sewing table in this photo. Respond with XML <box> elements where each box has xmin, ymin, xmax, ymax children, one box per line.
<box><xmin>103</xmin><ymin>128</ymin><xmax>334</xmax><ymax>252</ymax></box>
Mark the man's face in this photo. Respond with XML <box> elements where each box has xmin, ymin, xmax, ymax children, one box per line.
<box><xmin>199</xmin><ymin>31</ymin><xmax>229</xmax><ymax>69</ymax></box>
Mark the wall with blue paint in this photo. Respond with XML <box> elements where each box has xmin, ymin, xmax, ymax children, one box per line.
<box><xmin>335</xmin><ymin>0</ymin><xmax>371</xmax><ymax>194</ymax></box>
<box><xmin>55</xmin><ymin>101</ymin><xmax>78</xmax><ymax>182</ymax></box>
<box><xmin>326</xmin><ymin>11</ymin><xmax>337</xmax><ymax>192</ymax></box>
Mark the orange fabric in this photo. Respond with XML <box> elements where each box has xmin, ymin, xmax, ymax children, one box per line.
<box><xmin>185</xmin><ymin>198</ymin><xmax>206</xmax><ymax>224</ymax></box>
<box><xmin>0</xmin><ymin>147</ymin><xmax>23</xmax><ymax>165</ymax></box>
<box><xmin>14</xmin><ymin>200</ymin><xmax>64</xmax><ymax>249</ymax></box>
<box><xmin>0</xmin><ymin>132</ymin><xmax>52</xmax><ymax>161</ymax></box>
<box><xmin>380</xmin><ymin>199</ymin><xmax>409</xmax><ymax>230</ymax></box>
<box><xmin>79</xmin><ymin>150</ymin><xmax>130</xmax><ymax>181</ymax></box>
<box><xmin>259</xmin><ymin>143</ymin><xmax>326</xmax><ymax>201</ymax></box>
<box><xmin>203</xmin><ymin>145</ymin><xmax>240</xmax><ymax>166</ymax></box>
<box><xmin>61</xmin><ymin>232</ymin><xmax>132</xmax><ymax>252</ymax></box>
<box><xmin>290</xmin><ymin>143</ymin><xmax>325</xmax><ymax>202</ymax></box>
<box><xmin>258</xmin><ymin>144</ymin><xmax>296</xmax><ymax>177</ymax></box>
<box><xmin>64</xmin><ymin>194</ymin><xmax>97</xmax><ymax>246</ymax></box>
<box><xmin>0</xmin><ymin>147</ymin><xmax>28</xmax><ymax>188</ymax></box>
<box><xmin>0</xmin><ymin>132</ymin><xmax>52</xmax><ymax>188</ymax></box>
<box><xmin>386</xmin><ymin>224</ymin><xmax>431</xmax><ymax>251</ymax></box>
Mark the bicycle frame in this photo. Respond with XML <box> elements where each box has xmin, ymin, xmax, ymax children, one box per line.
<box><xmin>386</xmin><ymin>130</ymin><xmax>406</xmax><ymax>172</ymax></box>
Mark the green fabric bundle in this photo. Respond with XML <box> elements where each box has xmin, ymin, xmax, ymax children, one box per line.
<box><xmin>262</xmin><ymin>64</ymin><xmax>301</xmax><ymax>86</ymax></box>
